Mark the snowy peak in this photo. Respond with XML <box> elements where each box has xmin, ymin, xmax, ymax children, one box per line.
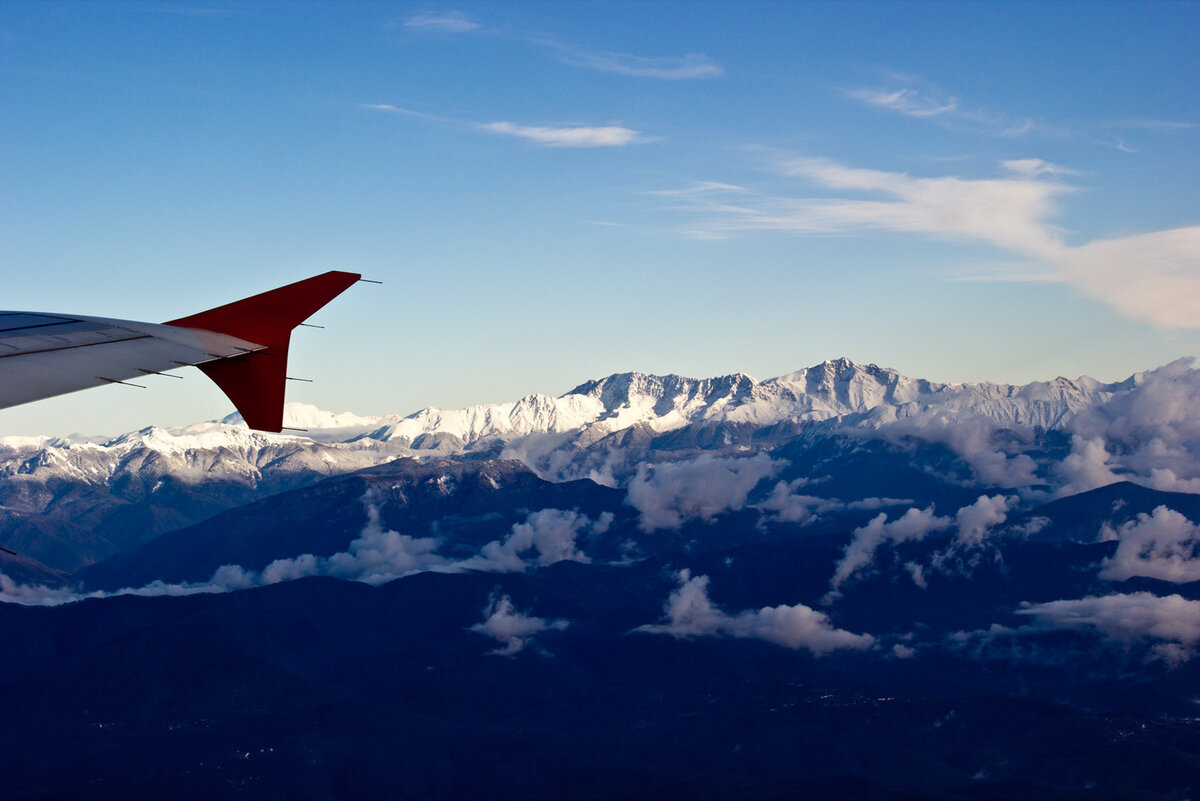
<box><xmin>1</xmin><ymin>358</ymin><xmax>1185</xmax><ymax>493</ymax></box>
<box><xmin>566</xmin><ymin>371</ymin><xmax>758</xmax><ymax>429</ymax></box>
<box><xmin>760</xmin><ymin>358</ymin><xmax>938</xmax><ymax>418</ymax></box>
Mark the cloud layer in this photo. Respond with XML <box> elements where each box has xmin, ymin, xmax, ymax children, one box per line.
<box><xmin>1016</xmin><ymin>592</ymin><xmax>1200</xmax><ymax>666</ymax></box>
<box><xmin>0</xmin><ymin>498</ymin><xmax>610</xmax><ymax>606</ymax></box>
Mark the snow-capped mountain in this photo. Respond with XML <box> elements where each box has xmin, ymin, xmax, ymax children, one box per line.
<box><xmin>0</xmin><ymin>357</ymin><xmax>1187</xmax><ymax>485</ymax></box>
<box><xmin>340</xmin><ymin>357</ymin><xmax>1127</xmax><ymax>449</ymax></box>
<box><xmin>1</xmin><ymin>356</ymin><xmax>1196</xmax><ymax>576</ymax></box>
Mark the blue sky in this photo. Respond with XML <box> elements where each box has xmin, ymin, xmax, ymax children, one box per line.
<box><xmin>1</xmin><ymin>1</ymin><xmax>1198</xmax><ymax>435</ymax></box>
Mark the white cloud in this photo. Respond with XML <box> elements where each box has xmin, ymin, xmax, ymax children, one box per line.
<box><xmin>1016</xmin><ymin>592</ymin><xmax>1200</xmax><ymax>666</ymax></box>
<box><xmin>663</xmin><ymin>157</ymin><xmax>1068</xmax><ymax>258</ymax></box>
<box><xmin>481</xmin><ymin>121</ymin><xmax>643</xmax><ymax>147</ymax></box>
<box><xmin>1054</xmin><ymin>435</ymin><xmax>1122</xmax><ymax>497</ymax></box>
<box><xmin>866</xmin><ymin>411</ymin><xmax>1039</xmax><ymax>489</ymax></box>
<box><xmin>1064</xmin><ymin>360</ymin><xmax>1200</xmax><ymax>494</ymax></box>
<box><xmin>843</xmin><ymin>87</ymin><xmax>958</xmax><ymax>118</ymax></box>
<box><xmin>660</xmin><ymin>155</ymin><xmax>1200</xmax><ymax>329</ymax></box>
<box><xmin>626</xmin><ymin>453</ymin><xmax>779</xmax><ymax>531</ymax></box>
<box><xmin>0</xmin><ymin>560</ymin><xmax>263</xmax><ymax>607</ymax></box>
<box><xmin>1062</xmin><ymin>226</ymin><xmax>1200</xmax><ymax>329</ymax></box>
<box><xmin>1099</xmin><ymin>506</ymin><xmax>1200</xmax><ymax>584</ymax></box>
<box><xmin>261</xmin><ymin>494</ymin><xmax>445</xmax><ymax>586</ymax></box>
<box><xmin>1107</xmin><ymin>118</ymin><xmax>1198</xmax><ymax>131</ymax></box>
<box><xmin>829</xmin><ymin>506</ymin><xmax>953</xmax><ymax>593</ymax></box>
<box><xmin>457</xmin><ymin>508</ymin><xmax>612</xmax><ymax>572</ymax></box>
<box><xmin>953</xmin><ymin>494</ymin><xmax>1015</xmax><ymax>549</ymax></box>
<box><xmin>1002</xmin><ymin>158</ymin><xmax>1079</xmax><ymax>178</ymax></box>
<box><xmin>361</xmin><ymin>104</ymin><xmax>446</xmax><ymax>122</ymax></box>
<box><xmin>925</xmin><ymin>495</ymin><xmax>1016</xmax><ymax>579</ymax></box>
<box><xmin>753</xmin><ymin>479</ymin><xmax>844</xmax><ymax>524</ymax></box>
<box><xmin>637</xmin><ymin>570</ymin><xmax>875</xmax><ymax>656</ymax></box>
<box><xmin>404</xmin><ymin>11</ymin><xmax>479</xmax><ymax>32</ymax></box>
<box><xmin>0</xmin><ymin>488</ymin><xmax>446</xmax><ymax>606</ymax></box>
<box><xmin>0</xmin><ymin>498</ymin><xmax>621</xmax><ymax>608</ymax></box>
<box><xmin>532</xmin><ymin>37</ymin><xmax>722</xmax><ymax>79</ymax></box>
<box><xmin>469</xmin><ymin>593</ymin><xmax>569</xmax><ymax>656</ymax></box>
<box><xmin>842</xmin><ymin>77</ymin><xmax>1038</xmax><ymax>137</ymax></box>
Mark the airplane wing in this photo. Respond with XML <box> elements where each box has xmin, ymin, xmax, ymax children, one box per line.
<box><xmin>0</xmin><ymin>271</ymin><xmax>361</xmax><ymax>432</ymax></box>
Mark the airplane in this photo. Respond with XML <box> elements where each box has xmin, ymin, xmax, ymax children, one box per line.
<box><xmin>0</xmin><ymin>271</ymin><xmax>363</xmax><ymax>433</ymax></box>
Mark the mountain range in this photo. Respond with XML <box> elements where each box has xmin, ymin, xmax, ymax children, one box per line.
<box><xmin>1</xmin><ymin>357</ymin><xmax>1198</xmax><ymax>798</ymax></box>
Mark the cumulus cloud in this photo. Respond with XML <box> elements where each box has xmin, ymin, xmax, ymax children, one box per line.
<box><xmin>753</xmin><ymin>479</ymin><xmax>844</xmax><ymax>524</ymax></box>
<box><xmin>0</xmin><ymin>489</ymin><xmax>445</xmax><ymax>606</ymax></box>
<box><xmin>1063</xmin><ymin>360</ymin><xmax>1200</xmax><ymax>494</ymax></box>
<box><xmin>953</xmin><ymin>494</ymin><xmax>1015</xmax><ymax>549</ymax></box>
<box><xmin>259</xmin><ymin>493</ymin><xmax>446</xmax><ymax>585</ymax></box>
<box><xmin>923</xmin><ymin>495</ymin><xmax>1017</xmax><ymax>580</ymax></box>
<box><xmin>481</xmin><ymin>121</ymin><xmax>643</xmax><ymax>147</ymax></box>
<box><xmin>1016</xmin><ymin>592</ymin><xmax>1200</xmax><ymax>666</ymax></box>
<box><xmin>469</xmin><ymin>593</ymin><xmax>569</xmax><ymax>656</ymax></box>
<box><xmin>637</xmin><ymin>570</ymin><xmax>874</xmax><ymax>656</ymax></box>
<box><xmin>828</xmin><ymin>506</ymin><xmax>953</xmax><ymax>594</ymax></box>
<box><xmin>1099</xmin><ymin>506</ymin><xmax>1200</xmax><ymax>584</ymax></box>
<box><xmin>404</xmin><ymin>10</ymin><xmax>479</xmax><ymax>32</ymax></box>
<box><xmin>1054</xmin><ymin>436</ymin><xmax>1122</xmax><ymax>497</ymax></box>
<box><xmin>626</xmin><ymin>453</ymin><xmax>779</xmax><ymax>531</ymax></box>
<box><xmin>0</xmin><ymin>498</ymin><xmax>621</xmax><ymax>608</ymax></box>
<box><xmin>457</xmin><ymin>508</ymin><xmax>612</xmax><ymax>572</ymax></box>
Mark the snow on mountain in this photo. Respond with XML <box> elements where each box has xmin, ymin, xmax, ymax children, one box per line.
<box><xmin>1</xmin><ymin>358</ymin><xmax>1195</xmax><ymax>495</ymax></box>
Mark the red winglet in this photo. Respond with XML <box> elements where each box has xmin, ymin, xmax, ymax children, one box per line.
<box><xmin>164</xmin><ymin>271</ymin><xmax>361</xmax><ymax>432</ymax></box>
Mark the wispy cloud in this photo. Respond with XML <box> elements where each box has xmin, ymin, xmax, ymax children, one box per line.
<box><xmin>481</xmin><ymin>121</ymin><xmax>644</xmax><ymax>147</ymax></box>
<box><xmin>404</xmin><ymin>10</ymin><xmax>480</xmax><ymax>33</ymax></box>
<box><xmin>828</xmin><ymin>506</ymin><xmax>952</xmax><ymax>596</ymax></box>
<box><xmin>1107</xmin><ymin>118</ymin><xmax>1198</xmax><ymax>131</ymax></box>
<box><xmin>843</xmin><ymin>76</ymin><xmax>1042</xmax><ymax>138</ymax></box>
<box><xmin>659</xmin><ymin>156</ymin><xmax>1070</xmax><ymax>257</ymax></box>
<box><xmin>657</xmin><ymin>154</ymin><xmax>1200</xmax><ymax>329</ymax></box>
<box><xmin>1064</xmin><ymin>226</ymin><xmax>1200</xmax><ymax>328</ymax></box>
<box><xmin>361</xmin><ymin>103</ymin><xmax>448</xmax><ymax>122</ymax></box>
<box><xmin>532</xmin><ymin>36</ymin><xmax>723</xmax><ymax>79</ymax></box>
<box><xmin>365</xmin><ymin>103</ymin><xmax>649</xmax><ymax>148</ymax></box>
<box><xmin>1001</xmin><ymin>158</ymin><xmax>1080</xmax><ymax>178</ymax></box>
<box><xmin>401</xmin><ymin>10</ymin><xmax>721</xmax><ymax>79</ymax></box>
<box><xmin>843</xmin><ymin>87</ymin><xmax>958</xmax><ymax>119</ymax></box>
